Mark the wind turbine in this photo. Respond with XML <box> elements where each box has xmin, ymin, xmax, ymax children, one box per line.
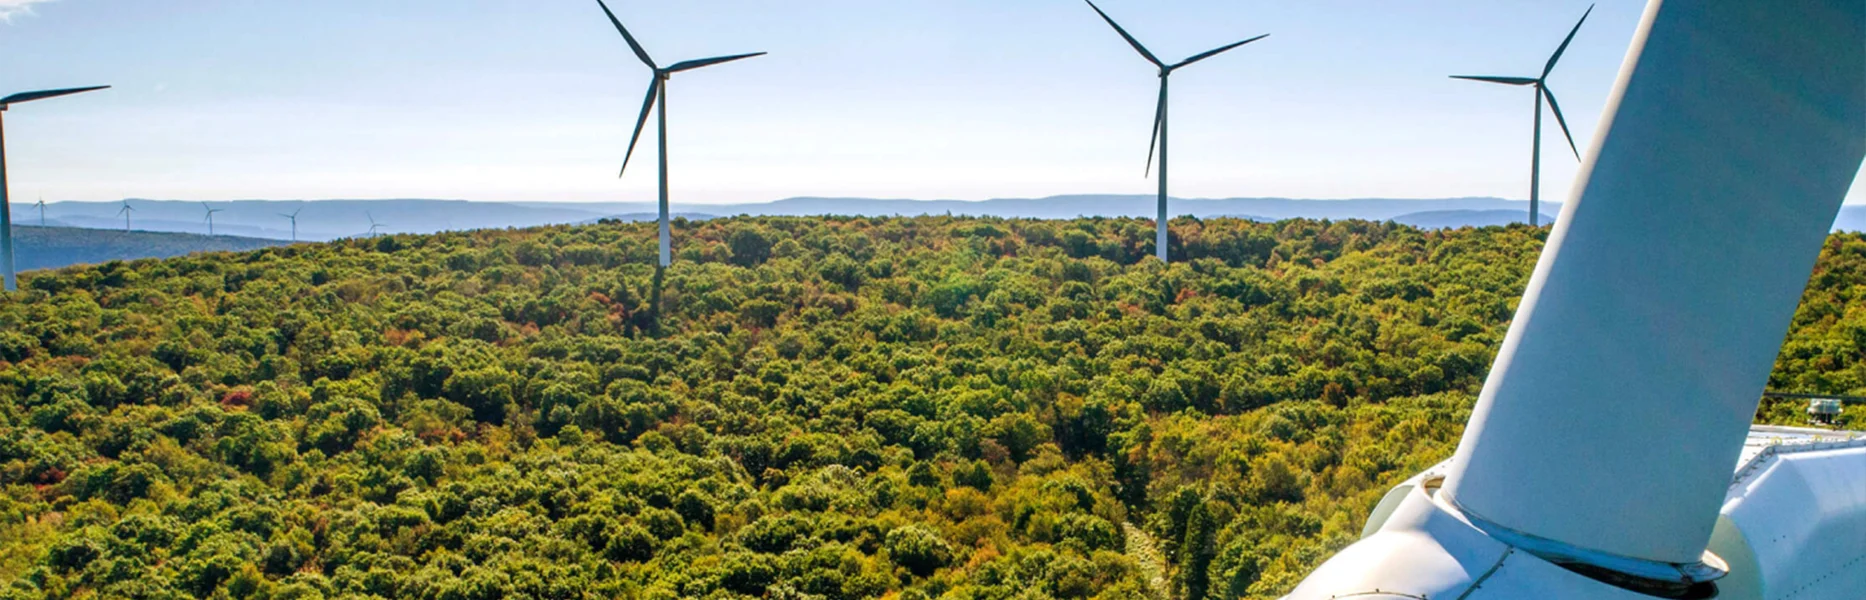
<box><xmin>201</xmin><ymin>202</ymin><xmax>224</xmax><ymax>236</ymax></box>
<box><xmin>116</xmin><ymin>201</ymin><xmax>133</xmax><ymax>231</ymax></box>
<box><xmin>1452</xmin><ymin>5</ymin><xmax>1592</xmax><ymax>227</ymax></box>
<box><xmin>33</xmin><ymin>197</ymin><xmax>44</xmax><ymax>226</ymax></box>
<box><xmin>1287</xmin><ymin>0</ymin><xmax>1866</xmax><ymax>594</ymax></box>
<box><xmin>594</xmin><ymin>0</ymin><xmax>765</xmax><ymax>268</ymax></box>
<box><xmin>365</xmin><ymin>211</ymin><xmax>384</xmax><ymax>237</ymax></box>
<box><xmin>280</xmin><ymin>208</ymin><xmax>302</xmax><ymax>242</ymax></box>
<box><xmin>1081</xmin><ymin>0</ymin><xmax>1266</xmax><ymax>264</ymax></box>
<box><xmin>0</xmin><ymin>85</ymin><xmax>110</xmax><ymax>292</ymax></box>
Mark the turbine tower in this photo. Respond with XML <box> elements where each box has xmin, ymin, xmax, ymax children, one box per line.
<box><xmin>1082</xmin><ymin>0</ymin><xmax>1266</xmax><ymax>263</ymax></box>
<box><xmin>280</xmin><ymin>208</ymin><xmax>302</xmax><ymax>242</ymax></box>
<box><xmin>201</xmin><ymin>202</ymin><xmax>224</xmax><ymax>236</ymax></box>
<box><xmin>1452</xmin><ymin>5</ymin><xmax>1592</xmax><ymax>227</ymax></box>
<box><xmin>0</xmin><ymin>85</ymin><xmax>110</xmax><ymax>292</ymax></box>
<box><xmin>116</xmin><ymin>201</ymin><xmax>132</xmax><ymax>231</ymax></box>
<box><xmin>33</xmin><ymin>197</ymin><xmax>44</xmax><ymax>226</ymax></box>
<box><xmin>594</xmin><ymin>0</ymin><xmax>765</xmax><ymax>268</ymax></box>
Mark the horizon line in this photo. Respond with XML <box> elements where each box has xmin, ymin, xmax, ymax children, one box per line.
<box><xmin>17</xmin><ymin>194</ymin><xmax>1540</xmax><ymax>205</ymax></box>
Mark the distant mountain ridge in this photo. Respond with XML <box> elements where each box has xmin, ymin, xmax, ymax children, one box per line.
<box><xmin>9</xmin><ymin>226</ymin><xmax>289</xmax><ymax>274</ymax></box>
<box><xmin>17</xmin><ymin>196</ymin><xmax>1553</xmax><ymax>241</ymax></box>
<box><xmin>17</xmin><ymin>196</ymin><xmax>1866</xmax><ymax>239</ymax></box>
<box><xmin>35</xmin><ymin>199</ymin><xmax>611</xmax><ymax>242</ymax></box>
<box><xmin>636</xmin><ymin>195</ymin><xmax>1547</xmax><ymax>222</ymax></box>
<box><xmin>1392</xmin><ymin>210</ymin><xmax>1558</xmax><ymax>229</ymax></box>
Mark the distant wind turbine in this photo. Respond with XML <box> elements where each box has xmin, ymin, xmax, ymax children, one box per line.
<box><xmin>201</xmin><ymin>202</ymin><xmax>224</xmax><ymax>236</ymax></box>
<box><xmin>117</xmin><ymin>201</ymin><xmax>133</xmax><ymax>232</ymax></box>
<box><xmin>1452</xmin><ymin>4</ymin><xmax>1593</xmax><ymax>227</ymax></box>
<box><xmin>1082</xmin><ymin>0</ymin><xmax>1267</xmax><ymax>264</ymax></box>
<box><xmin>33</xmin><ymin>197</ymin><xmax>44</xmax><ymax>226</ymax></box>
<box><xmin>280</xmin><ymin>208</ymin><xmax>302</xmax><ymax>242</ymax></box>
<box><xmin>0</xmin><ymin>85</ymin><xmax>110</xmax><ymax>292</ymax></box>
<box><xmin>366</xmin><ymin>211</ymin><xmax>385</xmax><ymax>237</ymax></box>
<box><xmin>594</xmin><ymin>0</ymin><xmax>765</xmax><ymax>268</ymax></box>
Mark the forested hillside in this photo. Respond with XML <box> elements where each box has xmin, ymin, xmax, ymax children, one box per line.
<box><xmin>0</xmin><ymin>217</ymin><xmax>1859</xmax><ymax>600</ymax></box>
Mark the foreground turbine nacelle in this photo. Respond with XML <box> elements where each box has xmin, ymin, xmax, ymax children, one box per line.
<box><xmin>1292</xmin><ymin>428</ymin><xmax>1866</xmax><ymax>600</ymax></box>
<box><xmin>1287</xmin><ymin>0</ymin><xmax>1865</xmax><ymax>597</ymax></box>
<box><xmin>1290</xmin><ymin>468</ymin><xmax>1705</xmax><ymax>600</ymax></box>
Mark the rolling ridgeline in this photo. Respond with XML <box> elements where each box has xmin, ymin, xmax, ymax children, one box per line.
<box><xmin>1</xmin><ymin>216</ymin><xmax>1861</xmax><ymax>600</ymax></box>
<box><xmin>14</xmin><ymin>196</ymin><xmax>1570</xmax><ymax>245</ymax></box>
<box><xmin>5</xmin><ymin>226</ymin><xmax>289</xmax><ymax>274</ymax></box>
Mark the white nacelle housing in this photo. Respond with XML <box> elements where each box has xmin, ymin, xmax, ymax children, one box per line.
<box><xmin>1710</xmin><ymin>427</ymin><xmax>1866</xmax><ymax>600</ymax></box>
<box><xmin>1288</xmin><ymin>469</ymin><xmax>1671</xmax><ymax>599</ymax></box>
<box><xmin>1288</xmin><ymin>427</ymin><xmax>1866</xmax><ymax>600</ymax></box>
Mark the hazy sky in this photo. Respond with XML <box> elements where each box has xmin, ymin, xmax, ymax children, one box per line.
<box><xmin>2</xmin><ymin>0</ymin><xmax>1861</xmax><ymax>204</ymax></box>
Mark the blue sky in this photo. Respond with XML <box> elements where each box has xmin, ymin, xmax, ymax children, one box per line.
<box><xmin>2</xmin><ymin>0</ymin><xmax>1860</xmax><ymax>205</ymax></box>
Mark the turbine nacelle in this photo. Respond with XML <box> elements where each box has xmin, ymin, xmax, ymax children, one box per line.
<box><xmin>1450</xmin><ymin>4</ymin><xmax>1592</xmax><ymax>227</ymax></box>
<box><xmin>1081</xmin><ymin>0</ymin><xmax>1264</xmax><ymax>263</ymax></box>
<box><xmin>599</xmin><ymin>0</ymin><xmax>765</xmax><ymax>180</ymax></box>
<box><xmin>1450</xmin><ymin>74</ymin><xmax>1581</xmax><ymax>160</ymax></box>
<box><xmin>594</xmin><ymin>0</ymin><xmax>763</xmax><ymax>268</ymax></box>
<box><xmin>1082</xmin><ymin>0</ymin><xmax>1265</xmax><ymax>178</ymax></box>
<box><xmin>201</xmin><ymin>203</ymin><xmax>225</xmax><ymax>235</ymax></box>
<box><xmin>1452</xmin><ymin>4</ymin><xmax>1591</xmax><ymax>159</ymax></box>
